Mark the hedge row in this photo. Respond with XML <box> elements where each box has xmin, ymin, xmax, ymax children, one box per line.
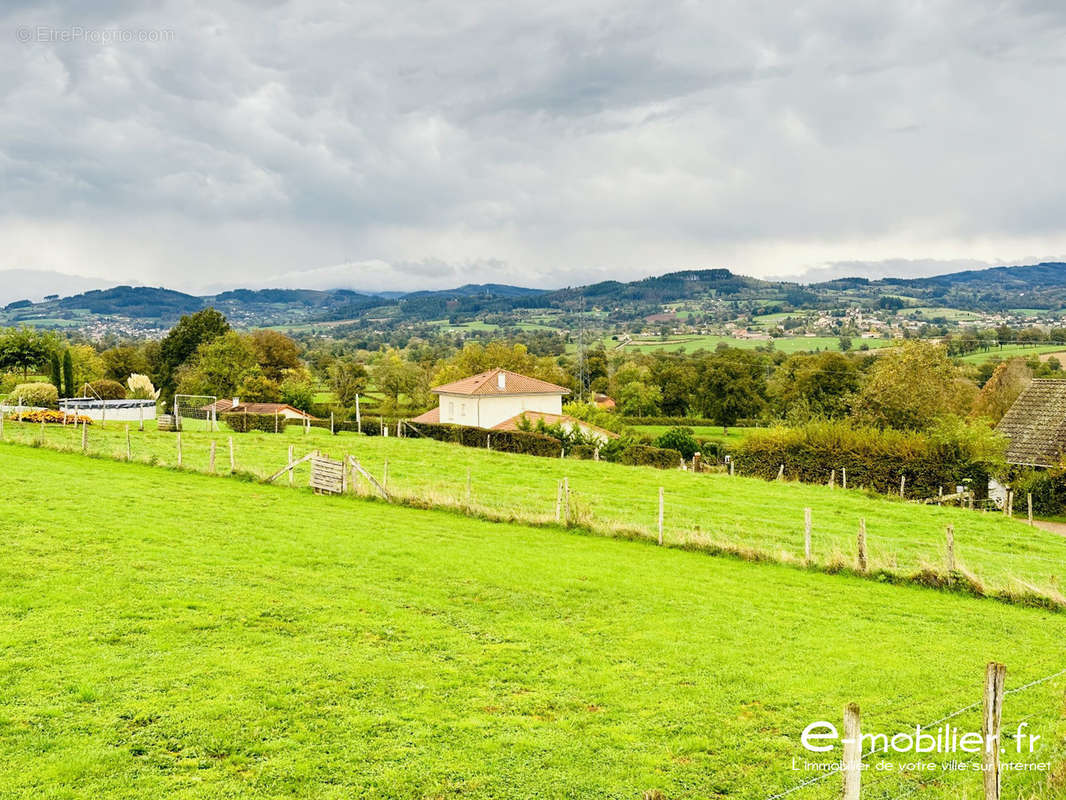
<box><xmin>733</xmin><ymin>421</ymin><xmax>1000</xmax><ymax>500</ymax></box>
<box><xmin>222</xmin><ymin>412</ymin><xmax>286</xmax><ymax>433</ymax></box>
<box><xmin>1007</xmin><ymin>469</ymin><xmax>1066</xmax><ymax>516</ymax></box>
<box><xmin>405</xmin><ymin>421</ymin><xmax>563</xmax><ymax>457</ymax></box>
<box><xmin>621</xmin><ymin>415</ymin><xmax>719</xmax><ymax>427</ymax></box>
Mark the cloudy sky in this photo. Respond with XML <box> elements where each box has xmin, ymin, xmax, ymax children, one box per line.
<box><xmin>3</xmin><ymin>0</ymin><xmax>1066</xmax><ymax>296</ymax></box>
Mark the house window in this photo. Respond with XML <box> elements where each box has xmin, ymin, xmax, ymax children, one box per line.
<box><xmin>448</xmin><ymin>402</ymin><xmax>454</xmax><ymax>417</ymax></box>
<box><xmin>460</xmin><ymin>403</ymin><xmax>466</xmax><ymax>416</ymax></box>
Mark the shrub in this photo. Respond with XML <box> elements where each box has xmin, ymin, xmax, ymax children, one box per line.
<box><xmin>11</xmin><ymin>382</ymin><xmax>58</xmax><ymax>408</ymax></box>
<box><xmin>655</xmin><ymin>426</ymin><xmax>699</xmax><ymax>459</ymax></box>
<box><xmin>126</xmin><ymin>373</ymin><xmax>159</xmax><ymax>400</ymax></box>
<box><xmin>7</xmin><ymin>409</ymin><xmax>91</xmax><ymax>425</ymax></box>
<box><xmin>620</xmin><ymin>445</ymin><xmax>683</xmax><ymax>469</ymax></box>
<box><xmin>733</xmin><ymin>419</ymin><xmax>1004</xmax><ymax>499</ymax></box>
<box><xmin>222</xmin><ymin>412</ymin><xmax>286</xmax><ymax>433</ymax></box>
<box><xmin>89</xmin><ymin>379</ymin><xmax>126</xmax><ymax>400</ymax></box>
<box><xmin>1007</xmin><ymin>468</ymin><xmax>1066</xmax><ymax>517</ymax></box>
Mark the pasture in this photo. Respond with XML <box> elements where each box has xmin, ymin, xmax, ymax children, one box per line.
<box><xmin>4</xmin><ymin>419</ymin><xmax>1066</xmax><ymax>601</ymax></box>
<box><xmin>620</xmin><ymin>335</ymin><xmax>895</xmax><ymax>354</ymax></box>
<box><xmin>2</xmin><ymin>445</ymin><xmax>1066</xmax><ymax>798</ymax></box>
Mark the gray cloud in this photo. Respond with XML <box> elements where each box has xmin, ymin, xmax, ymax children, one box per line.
<box><xmin>3</xmin><ymin>0</ymin><xmax>1066</xmax><ymax>294</ymax></box>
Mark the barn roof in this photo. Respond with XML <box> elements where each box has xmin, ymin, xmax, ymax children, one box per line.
<box><xmin>997</xmin><ymin>379</ymin><xmax>1066</xmax><ymax>466</ymax></box>
<box><xmin>431</xmin><ymin>368</ymin><xmax>570</xmax><ymax>396</ymax></box>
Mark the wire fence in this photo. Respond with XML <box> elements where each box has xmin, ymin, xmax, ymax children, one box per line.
<box><xmin>763</xmin><ymin>664</ymin><xmax>1066</xmax><ymax>800</ymax></box>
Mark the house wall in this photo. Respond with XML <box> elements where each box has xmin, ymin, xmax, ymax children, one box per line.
<box><xmin>437</xmin><ymin>392</ymin><xmax>563</xmax><ymax>428</ymax></box>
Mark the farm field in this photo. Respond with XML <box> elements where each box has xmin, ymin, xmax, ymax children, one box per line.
<box><xmin>2</xmin><ymin>445</ymin><xmax>1066</xmax><ymax>798</ymax></box>
<box><xmin>629</xmin><ymin>424</ymin><xmax>755</xmax><ymax>446</ymax></box>
<box><xmin>4</xmin><ymin>420</ymin><xmax>1066</xmax><ymax>600</ymax></box>
<box><xmin>956</xmin><ymin>344</ymin><xmax>1066</xmax><ymax>364</ymax></box>
<box><xmin>620</xmin><ymin>335</ymin><xmax>895</xmax><ymax>354</ymax></box>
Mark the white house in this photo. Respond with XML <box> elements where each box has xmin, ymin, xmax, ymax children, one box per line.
<box><xmin>409</xmin><ymin>368</ymin><xmax>619</xmax><ymax>444</ymax></box>
<box><xmin>411</xmin><ymin>368</ymin><xmax>570</xmax><ymax>428</ymax></box>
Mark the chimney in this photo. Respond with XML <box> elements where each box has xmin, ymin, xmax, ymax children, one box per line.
<box><xmin>497</xmin><ymin>371</ymin><xmax>506</xmax><ymax>390</ymax></box>
<box><xmin>233</xmin><ymin>397</ymin><xmax>240</xmax><ymax>408</ymax></box>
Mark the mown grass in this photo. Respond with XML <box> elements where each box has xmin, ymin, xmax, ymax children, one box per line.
<box><xmin>2</xmin><ymin>446</ymin><xmax>1066</xmax><ymax>798</ymax></box>
<box><xmin>956</xmin><ymin>344</ymin><xmax>1066</xmax><ymax>364</ymax></box>
<box><xmin>4</xmin><ymin>419</ymin><xmax>1066</xmax><ymax>604</ymax></box>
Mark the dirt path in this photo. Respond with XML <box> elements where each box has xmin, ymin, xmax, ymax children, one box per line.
<box><xmin>1033</xmin><ymin>519</ymin><xmax>1066</xmax><ymax>537</ymax></box>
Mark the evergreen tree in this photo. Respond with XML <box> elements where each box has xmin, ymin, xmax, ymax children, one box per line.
<box><xmin>62</xmin><ymin>349</ymin><xmax>75</xmax><ymax>398</ymax></box>
<box><xmin>49</xmin><ymin>352</ymin><xmax>62</xmax><ymax>393</ymax></box>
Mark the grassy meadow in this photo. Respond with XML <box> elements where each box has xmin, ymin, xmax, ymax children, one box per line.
<box><xmin>4</xmin><ymin>419</ymin><xmax>1066</xmax><ymax>602</ymax></box>
<box><xmin>2</xmin><ymin>445</ymin><xmax>1066</xmax><ymax>798</ymax></box>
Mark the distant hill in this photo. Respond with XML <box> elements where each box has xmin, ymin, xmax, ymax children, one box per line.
<box><xmin>4</xmin><ymin>262</ymin><xmax>1066</xmax><ymax>331</ymax></box>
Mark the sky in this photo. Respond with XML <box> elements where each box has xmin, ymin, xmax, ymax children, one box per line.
<box><xmin>3</xmin><ymin>0</ymin><xmax>1066</xmax><ymax>297</ymax></box>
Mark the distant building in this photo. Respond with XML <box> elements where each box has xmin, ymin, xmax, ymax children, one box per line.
<box><xmin>996</xmin><ymin>379</ymin><xmax>1066</xmax><ymax>467</ymax></box>
<box><xmin>202</xmin><ymin>398</ymin><xmax>315</xmax><ymax>421</ymax></box>
<box><xmin>410</xmin><ymin>368</ymin><xmax>570</xmax><ymax>429</ymax></box>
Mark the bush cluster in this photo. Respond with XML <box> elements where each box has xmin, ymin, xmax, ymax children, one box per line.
<box><xmin>733</xmin><ymin>419</ymin><xmax>1005</xmax><ymax>499</ymax></box>
<box><xmin>6</xmin><ymin>409</ymin><xmax>92</xmax><ymax>424</ymax></box>
<box><xmin>10</xmin><ymin>382</ymin><xmax>59</xmax><ymax>408</ymax></box>
<box><xmin>89</xmin><ymin>379</ymin><xmax>126</xmax><ymax>400</ymax></box>
<box><xmin>1007</xmin><ymin>468</ymin><xmax>1066</xmax><ymax>516</ymax></box>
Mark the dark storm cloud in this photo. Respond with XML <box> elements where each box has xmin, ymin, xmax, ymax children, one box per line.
<box><xmin>2</xmin><ymin>0</ymin><xmax>1066</xmax><ymax>292</ymax></box>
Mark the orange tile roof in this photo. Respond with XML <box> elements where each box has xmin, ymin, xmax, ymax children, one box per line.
<box><xmin>431</xmin><ymin>368</ymin><xmax>571</xmax><ymax>396</ymax></box>
<box><xmin>409</xmin><ymin>407</ymin><xmax>440</xmax><ymax>423</ymax></box>
<box><xmin>491</xmin><ymin>411</ymin><xmax>618</xmax><ymax>439</ymax></box>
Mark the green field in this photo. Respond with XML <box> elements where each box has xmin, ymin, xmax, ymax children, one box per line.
<box><xmin>621</xmin><ymin>335</ymin><xmax>894</xmax><ymax>354</ymax></box>
<box><xmin>630</xmin><ymin>424</ymin><xmax>754</xmax><ymax>446</ymax></box>
<box><xmin>956</xmin><ymin>344</ymin><xmax>1066</xmax><ymax>364</ymax></box>
<box><xmin>3</xmin><ymin>445</ymin><xmax>1066</xmax><ymax>798</ymax></box>
<box><xmin>5</xmin><ymin>420</ymin><xmax>1066</xmax><ymax>601</ymax></box>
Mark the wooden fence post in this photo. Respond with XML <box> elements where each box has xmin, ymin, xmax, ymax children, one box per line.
<box><xmin>857</xmin><ymin>518</ymin><xmax>867</xmax><ymax>572</ymax></box>
<box><xmin>1004</xmin><ymin>489</ymin><xmax>1012</xmax><ymax>517</ymax></box>
<box><xmin>0</xmin><ymin>411</ymin><xmax>4</xmax><ymax>440</ymax></box>
<box><xmin>842</xmin><ymin>467</ymin><xmax>847</xmax><ymax>489</ymax></box>
<box><xmin>946</xmin><ymin>524</ymin><xmax>955</xmax><ymax>572</ymax></box>
<box><xmin>729</xmin><ymin>459</ymin><xmax>734</xmax><ymax>477</ymax></box>
<box><xmin>804</xmin><ymin>508</ymin><xmax>812</xmax><ymax>564</ymax></box>
<box><xmin>228</xmin><ymin>437</ymin><xmax>235</xmax><ymax>472</ymax></box>
<box><xmin>355</xmin><ymin>394</ymin><xmax>361</xmax><ymax>433</ymax></box>
<box><xmin>209</xmin><ymin>441</ymin><xmax>217</xmax><ymax>473</ymax></box>
<box><xmin>330</xmin><ymin>411</ymin><xmax>335</xmax><ymax>435</ymax></box>
<box><xmin>1028</xmin><ymin>493</ymin><xmax>1034</xmax><ymax>526</ymax></box>
<box><xmin>900</xmin><ymin>474</ymin><xmax>906</xmax><ymax>499</ymax></box>
<box><xmin>842</xmin><ymin>703</ymin><xmax>861</xmax><ymax>800</ymax></box>
<box><xmin>125</xmin><ymin>425</ymin><xmax>131</xmax><ymax>461</ymax></box>
<box><xmin>982</xmin><ymin>662</ymin><xmax>1006</xmax><ymax>800</ymax></box>
<box><xmin>82</xmin><ymin>420</ymin><xmax>87</xmax><ymax>453</ymax></box>
<box><xmin>466</xmin><ymin>468</ymin><xmax>472</xmax><ymax>504</ymax></box>
<box><xmin>139</xmin><ymin>403</ymin><xmax>144</xmax><ymax>431</ymax></box>
<box><xmin>658</xmin><ymin>487</ymin><xmax>664</xmax><ymax>545</ymax></box>
<box><xmin>288</xmin><ymin>444</ymin><xmax>294</xmax><ymax>487</ymax></box>
<box><xmin>777</xmin><ymin>464</ymin><xmax>784</xmax><ymax>480</ymax></box>
<box><xmin>177</xmin><ymin>432</ymin><xmax>182</xmax><ymax>466</ymax></box>
<box><xmin>563</xmin><ymin>477</ymin><xmax>570</xmax><ymax>525</ymax></box>
<box><xmin>555</xmin><ymin>480</ymin><xmax>562</xmax><ymax>522</ymax></box>
<box><xmin>829</xmin><ymin>468</ymin><xmax>835</xmax><ymax>489</ymax></box>
<box><xmin>383</xmin><ymin>457</ymin><xmax>389</xmax><ymax>490</ymax></box>
<box><xmin>274</xmin><ymin>411</ymin><xmax>279</xmax><ymax>433</ymax></box>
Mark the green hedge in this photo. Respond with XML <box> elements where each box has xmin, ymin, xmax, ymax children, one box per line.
<box><xmin>222</xmin><ymin>412</ymin><xmax>287</xmax><ymax>433</ymax></box>
<box><xmin>619</xmin><ymin>445</ymin><xmax>683</xmax><ymax>469</ymax></box>
<box><xmin>405</xmin><ymin>421</ymin><xmax>563</xmax><ymax>457</ymax></box>
<box><xmin>621</xmin><ymin>416</ymin><xmax>719</xmax><ymax>427</ymax></box>
<box><xmin>733</xmin><ymin>420</ymin><xmax>1003</xmax><ymax>499</ymax></box>
<box><xmin>1007</xmin><ymin>469</ymin><xmax>1066</xmax><ymax>516</ymax></box>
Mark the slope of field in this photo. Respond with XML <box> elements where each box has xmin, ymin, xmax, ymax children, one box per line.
<box><xmin>2</xmin><ymin>446</ymin><xmax>1065</xmax><ymax>799</ymax></box>
<box><xmin>5</xmin><ymin>421</ymin><xmax>1066</xmax><ymax>599</ymax></box>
